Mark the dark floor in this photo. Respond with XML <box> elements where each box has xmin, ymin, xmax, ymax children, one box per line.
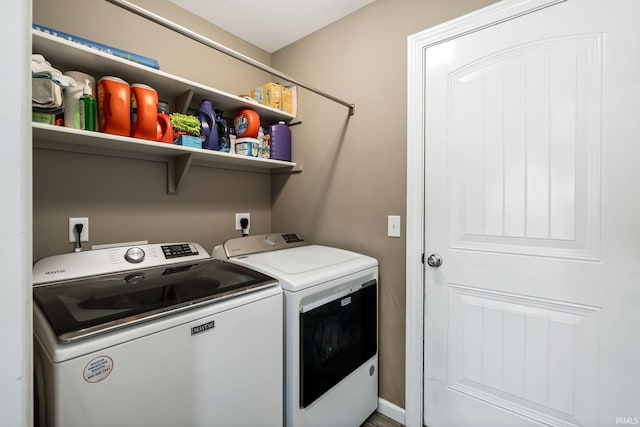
<box><xmin>361</xmin><ymin>411</ymin><xmax>404</xmax><ymax>427</ymax></box>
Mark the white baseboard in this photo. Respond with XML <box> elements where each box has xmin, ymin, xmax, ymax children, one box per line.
<box><xmin>377</xmin><ymin>398</ymin><xmax>406</xmax><ymax>425</ymax></box>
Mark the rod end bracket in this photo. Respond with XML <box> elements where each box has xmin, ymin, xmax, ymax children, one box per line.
<box><xmin>348</xmin><ymin>104</ymin><xmax>355</xmax><ymax>116</ymax></box>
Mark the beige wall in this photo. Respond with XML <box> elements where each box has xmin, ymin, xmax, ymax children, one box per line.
<box><xmin>271</xmin><ymin>0</ymin><xmax>495</xmax><ymax>408</ymax></box>
<box><xmin>33</xmin><ymin>150</ymin><xmax>273</xmax><ymax>260</ymax></box>
<box><xmin>32</xmin><ymin>0</ymin><xmax>275</xmax><ymax>261</ymax></box>
<box><xmin>32</xmin><ymin>0</ymin><xmax>495</xmax><ymax>412</ymax></box>
<box><xmin>33</xmin><ymin>0</ymin><xmax>272</xmax><ymax>94</ymax></box>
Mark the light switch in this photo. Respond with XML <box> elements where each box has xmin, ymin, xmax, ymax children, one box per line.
<box><xmin>388</xmin><ymin>215</ymin><xmax>401</xmax><ymax>238</ymax></box>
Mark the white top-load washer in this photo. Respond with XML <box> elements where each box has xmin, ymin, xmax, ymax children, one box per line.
<box><xmin>214</xmin><ymin>233</ymin><xmax>379</xmax><ymax>427</ymax></box>
<box><xmin>33</xmin><ymin>242</ymin><xmax>283</xmax><ymax>427</ymax></box>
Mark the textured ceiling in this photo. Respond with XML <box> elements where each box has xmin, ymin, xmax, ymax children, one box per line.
<box><xmin>168</xmin><ymin>0</ymin><xmax>376</xmax><ymax>53</ymax></box>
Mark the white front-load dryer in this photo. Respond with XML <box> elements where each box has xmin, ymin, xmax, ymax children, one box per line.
<box><xmin>214</xmin><ymin>233</ymin><xmax>379</xmax><ymax>427</ymax></box>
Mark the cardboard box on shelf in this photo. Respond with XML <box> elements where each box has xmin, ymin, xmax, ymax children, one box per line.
<box><xmin>249</xmin><ymin>82</ymin><xmax>297</xmax><ymax>116</ymax></box>
<box><xmin>261</xmin><ymin>82</ymin><xmax>282</xmax><ymax>110</ymax></box>
<box><xmin>250</xmin><ymin>86</ymin><xmax>264</xmax><ymax>105</ymax></box>
<box><xmin>282</xmin><ymin>86</ymin><xmax>297</xmax><ymax>115</ymax></box>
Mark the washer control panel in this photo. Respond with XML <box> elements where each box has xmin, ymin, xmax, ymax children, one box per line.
<box><xmin>33</xmin><ymin>242</ymin><xmax>210</xmax><ymax>285</ymax></box>
<box><xmin>161</xmin><ymin>243</ymin><xmax>199</xmax><ymax>259</ymax></box>
<box><xmin>124</xmin><ymin>247</ymin><xmax>145</xmax><ymax>263</ymax></box>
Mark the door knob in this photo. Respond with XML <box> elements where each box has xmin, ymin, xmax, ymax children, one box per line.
<box><xmin>427</xmin><ymin>253</ymin><xmax>442</xmax><ymax>268</ymax></box>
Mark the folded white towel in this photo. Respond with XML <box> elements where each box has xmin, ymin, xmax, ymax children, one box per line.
<box><xmin>31</xmin><ymin>54</ymin><xmax>76</xmax><ymax>87</ymax></box>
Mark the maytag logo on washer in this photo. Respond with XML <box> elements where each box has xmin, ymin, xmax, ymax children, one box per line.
<box><xmin>44</xmin><ymin>269</ymin><xmax>67</xmax><ymax>275</ymax></box>
<box><xmin>191</xmin><ymin>320</ymin><xmax>215</xmax><ymax>335</ymax></box>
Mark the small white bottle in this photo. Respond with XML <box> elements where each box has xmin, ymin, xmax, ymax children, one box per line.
<box><xmin>256</xmin><ymin>126</ymin><xmax>265</xmax><ymax>157</ymax></box>
<box><xmin>229</xmin><ymin>126</ymin><xmax>236</xmax><ymax>155</ymax></box>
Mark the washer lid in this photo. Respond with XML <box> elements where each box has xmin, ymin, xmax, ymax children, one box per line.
<box><xmin>230</xmin><ymin>245</ymin><xmax>378</xmax><ymax>291</ymax></box>
<box><xmin>33</xmin><ymin>259</ymin><xmax>277</xmax><ymax>343</ymax></box>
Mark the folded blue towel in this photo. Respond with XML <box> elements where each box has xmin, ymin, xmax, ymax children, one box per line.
<box><xmin>33</xmin><ymin>24</ymin><xmax>160</xmax><ymax>70</ymax></box>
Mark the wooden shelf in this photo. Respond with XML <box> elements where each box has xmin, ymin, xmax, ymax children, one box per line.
<box><xmin>32</xmin><ymin>29</ymin><xmax>301</xmax><ymax>194</ymax></box>
<box><xmin>32</xmin><ymin>29</ymin><xmax>295</xmax><ymax>122</ymax></box>
<box><xmin>33</xmin><ymin>123</ymin><xmax>300</xmax><ymax>194</ymax></box>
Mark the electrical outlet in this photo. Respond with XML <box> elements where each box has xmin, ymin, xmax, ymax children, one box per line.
<box><xmin>69</xmin><ymin>217</ymin><xmax>89</xmax><ymax>243</ymax></box>
<box><xmin>235</xmin><ymin>213</ymin><xmax>250</xmax><ymax>231</ymax></box>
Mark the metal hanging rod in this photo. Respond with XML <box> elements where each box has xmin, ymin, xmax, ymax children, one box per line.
<box><xmin>105</xmin><ymin>0</ymin><xmax>355</xmax><ymax>116</ymax></box>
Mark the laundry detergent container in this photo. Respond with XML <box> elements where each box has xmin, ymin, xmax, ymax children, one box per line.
<box><xmin>269</xmin><ymin>121</ymin><xmax>291</xmax><ymax>161</ymax></box>
<box><xmin>98</xmin><ymin>76</ymin><xmax>130</xmax><ymax>137</ymax></box>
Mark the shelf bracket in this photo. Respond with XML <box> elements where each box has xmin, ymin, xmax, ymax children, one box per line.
<box><xmin>272</xmin><ymin>164</ymin><xmax>303</xmax><ymax>174</ymax></box>
<box><xmin>167</xmin><ymin>154</ymin><xmax>193</xmax><ymax>195</ymax></box>
<box><xmin>175</xmin><ymin>89</ymin><xmax>194</xmax><ymax>114</ymax></box>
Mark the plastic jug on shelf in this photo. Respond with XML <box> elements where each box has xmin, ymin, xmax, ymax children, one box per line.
<box><xmin>131</xmin><ymin>83</ymin><xmax>158</xmax><ymax>141</ymax></box>
<box><xmin>97</xmin><ymin>76</ymin><xmax>130</xmax><ymax>137</ymax></box>
<box><xmin>197</xmin><ymin>99</ymin><xmax>219</xmax><ymax>150</ymax></box>
<box><xmin>156</xmin><ymin>101</ymin><xmax>173</xmax><ymax>144</ymax></box>
<box><xmin>269</xmin><ymin>121</ymin><xmax>291</xmax><ymax>161</ymax></box>
<box><xmin>215</xmin><ymin>110</ymin><xmax>230</xmax><ymax>153</ymax></box>
<box><xmin>234</xmin><ymin>109</ymin><xmax>260</xmax><ymax>138</ymax></box>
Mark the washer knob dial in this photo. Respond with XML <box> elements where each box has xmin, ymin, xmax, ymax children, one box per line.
<box><xmin>125</xmin><ymin>247</ymin><xmax>145</xmax><ymax>263</ymax></box>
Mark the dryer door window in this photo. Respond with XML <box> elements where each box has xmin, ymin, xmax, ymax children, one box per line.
<box><xmin>299</xmin><ymin>279</ymin><xmax>377</xmax><ymax>408</ymax></box>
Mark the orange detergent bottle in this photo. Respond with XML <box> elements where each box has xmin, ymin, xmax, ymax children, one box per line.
<box><xmin>234</xmin><ymin>109</ymin><xmax>260</xmax><ymax>138</ymax></box>
<box><xmin>130</xmin><ymin>83</ymin><xmax>158</xmax><ymax>141</ymax></box>
<box><xmin>97</xmin><ymin>76</ymin><xmax>130</xmax><ymax>137</ymax></box>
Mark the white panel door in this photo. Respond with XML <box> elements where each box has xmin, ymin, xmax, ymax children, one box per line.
<box><xmin>422</xmin><ymin>1</ymin><xmax>640</xmax><ymax>426</ymax></box>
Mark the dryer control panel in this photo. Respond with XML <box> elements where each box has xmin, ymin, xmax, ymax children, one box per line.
<box><xmin>219</xmin><ymin>233</ymin><xmax>310</xmax><ymax>258</ymax></box>
<box><xmin>282</xmin><ymin>233</ymin><xmax>304</xmax><ymax>243</ymax></box>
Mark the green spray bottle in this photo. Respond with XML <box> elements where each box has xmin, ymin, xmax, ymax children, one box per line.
<box><xmin>79</xmin><ymin>79</ymin><xmax>96</xmax><ymax>131</ymax></box>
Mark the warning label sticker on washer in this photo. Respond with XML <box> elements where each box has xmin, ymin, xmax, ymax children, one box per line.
<box><xmin>83</xmin><ymin>356</ymin><xmax>113</xmax><ymax>383</ymax></box>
